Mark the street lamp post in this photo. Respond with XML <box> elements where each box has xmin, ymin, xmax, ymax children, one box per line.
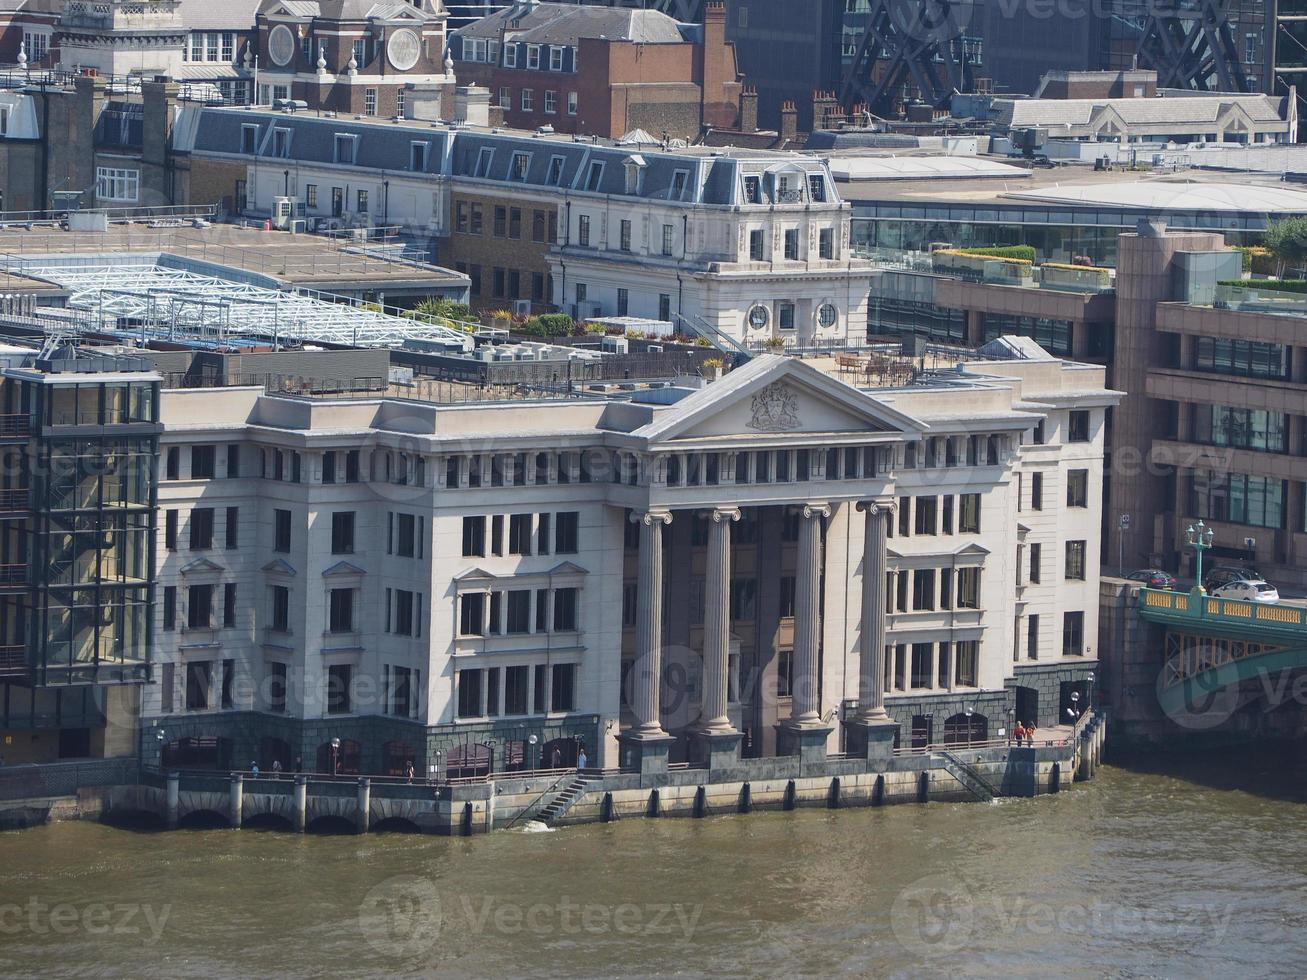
<box><xmin>528</xmin><ymin>733</ymin><xmax>538</xmax><ymax>773</ymax></box>
<box><xmin>1186</xmin><ymin>520</ymin><xmax>1215</xmax><ymax>607</ymax></box>
<box><xmin>1070</xmin><ymin>691</ymin><xmax>1081</xmax><ymax>724</ymax></box>
<box><xmin>963</xmin><ymin>705</ymin><xmax>974</xmax><ymax>749</ymax></box>
<box><xmin>330</xmin><ymin>736</ymin><xmax>341</xmax><ymax>776</ymax></box>
<box><xmin>1086</xmin><ymin>672</ymin><xmax>1095</xmax><ymax>712</ymax></box>
<box><xmin>1005</xmin><ymin>707</ymin><xmax>1015</xmax><ymax>745</ymax></box>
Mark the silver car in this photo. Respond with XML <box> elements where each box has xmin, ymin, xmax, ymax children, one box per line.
<box><xmin>1212</xmin><ymin>578</ymin><xmax>1280</xmax><ymax>603</ymax></box>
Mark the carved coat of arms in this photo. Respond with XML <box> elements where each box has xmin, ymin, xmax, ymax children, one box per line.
<box><xmin>747</xmin><ymin>382</ymin><xmax>800</xmax><ymax>431</ymax></box>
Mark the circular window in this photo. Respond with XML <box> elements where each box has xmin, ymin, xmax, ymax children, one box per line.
<box><xmin>268</xmin><ymin>24</ymin><xmax>295</xmax><ymax>67</ymax></box>
<box><xmin>817</xmin><ymin>303</ymin><xmax>838</xmax><ymax>328</ymax></box>
<box><xmin>747</xmin><ymin>305</ymin><xmax>770</xmax><ymax>330</ymax></box>
<box><xmin>387</xmin><ymin>28</ymin><xmax>421</xmax><ymax>71</ymax></box>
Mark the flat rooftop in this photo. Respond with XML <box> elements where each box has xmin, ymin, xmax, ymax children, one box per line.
<box><xmin>0</xmin><ymin>223</ymin><xmax>467</xmax><ymax>293</ymax></box>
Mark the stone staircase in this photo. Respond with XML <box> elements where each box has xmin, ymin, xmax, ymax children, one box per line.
<box><xmin>535</xmin><ymin>774</ymin><xmax>594</xmax><ymax>826</ymax></box>
<box><xmin>935</xmin><ymin>751</ymin><xmax>995</xmax><ymax>802</ymax></box>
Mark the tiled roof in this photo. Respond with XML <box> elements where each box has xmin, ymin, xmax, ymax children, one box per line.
<box><xmin>457</xmin><ymin>2</ymin><xmax>687</xmax><ymax>44</ymax></box>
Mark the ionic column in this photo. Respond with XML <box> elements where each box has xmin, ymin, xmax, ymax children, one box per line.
<box><xmin>856</xmin><ymin>499</ymin><xmax>894</xmax><ymax>722</ymax></box>
<box><xmin>631</xmin><ymin>510</ymin><xmax>673</xmax><ymax>737</ymax></box>
<box><xmin>789</xmin><ymin>503</ymin><xmax>830</xmax><ymax>728</ymax></box>
<box><xmin>698</xmin><ymin>506</ymin><xmax>740</xmax><ymax>732</ymax></box>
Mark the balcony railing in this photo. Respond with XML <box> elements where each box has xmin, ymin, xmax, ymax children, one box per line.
<box><xmin>0</xmin><ymin>488</ymin><xmax>27</xmax><ymax>512</ymax></box>
<box><xmin>0</xmin><ymin>415</ymin><xmax>29</xmax><ymax>438</ymax></box>
<box><xmin>1212</xmin><ymin>282</ymin><xmax>1307</xmax><ymax>318</ymax></box>
<box><xmin>0</xmin><ymin>565</ymin><xmax>25</xmax><ymax>586</ymax></box>
<box><xmin>0</xmin><ymin>645</ymin><xmax>26</xmax><ymax>675</ymax></box>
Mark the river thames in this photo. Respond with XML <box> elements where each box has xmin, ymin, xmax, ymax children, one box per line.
<box><xmin>1</xmin><ymin>747</ymin><xmax>1305</xmax><ymax>978</ymax></box>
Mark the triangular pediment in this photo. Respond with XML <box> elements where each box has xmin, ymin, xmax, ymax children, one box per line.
<box><xmin>262</xmin><ymin>558</ymin><xmax>297</xmax><ymax>576</ymax></box>
<box><xmin>638</xmin><ymin>354</ymin><xmax>927</xmax><ymax>445</ymax></box>
<box><xmin>546</xmin><ymin>561</ymin><xmax>588</xmax><ymax>576</ymax></box>
<box><xmin>453</xmin><ymin>566</ymin><xmax>496</xmax><ymax>582</ymax></box>
<box><xmin>323</xmin><ymin>560</ymin><xmax>366</xmax><ymax>577</ymax></box>
<box><xmin>180</xmin><ymin>557</ymin><xmax>224</xmax><ymax>575</ymax></box>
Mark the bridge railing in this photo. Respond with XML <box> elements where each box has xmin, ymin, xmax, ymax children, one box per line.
<box><xmin>1137</xmin><ymin>587</ymin><xmax>1307</xmax><ymax>630</ymax></box>
<box><xmin>0</xmin><ymin>757</ymin><xmax>137</xmax><ymax>801</ymax></box>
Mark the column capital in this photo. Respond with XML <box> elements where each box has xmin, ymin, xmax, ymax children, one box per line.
<box><xmin>800</xmin><ymin>502</ymin><xmax>831</xmax><ymax>520</ymax></box>
<box><xmin>857</xmin><ymin>497</ymin><xmax>897</xmax><ymax>516</ymax></box>
<box><xmin>708</xmin><ymin>506</ymin><xmax>741</xmax><ymax>524</ymax></box>
<box><xmin>631</xmin><ymin>509</ymin><xmax>673</xmax><ymax>526</ymax></box>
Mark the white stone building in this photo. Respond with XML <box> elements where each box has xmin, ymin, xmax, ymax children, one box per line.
<box><xmin>143</xmin><ymin>346</ymin><xmax>1117</xmax><ymax>775</ymax></box>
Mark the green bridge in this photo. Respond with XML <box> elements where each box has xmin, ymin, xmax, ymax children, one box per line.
<box><xmin>1136</xmin><ymin>588</ymin><xmax>1307</xmax><ymax>718</ymax></box>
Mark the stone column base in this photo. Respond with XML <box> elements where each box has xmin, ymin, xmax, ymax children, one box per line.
<box><xmin>845</xmin><ymin>718</ymin><xmax>899</xmax><ymax>765</ymax></box>
<box><xmin>689</xmin><ymin>728</ymin><xmax>743</xmax><ymax>772</ymax></box>
<box><xmin>617</xmin><ymin>731</ymin><xmax>676</xmax><ymax>781</ymax></box>
<box><xmin>775</xmin><ymin>724</ymin><xmax>833</xmax><ymax>766</ymax></box>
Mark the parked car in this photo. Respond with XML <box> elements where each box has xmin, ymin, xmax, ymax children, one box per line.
<box><xmin>1211</xmin><ymin>578</ymin><xmax>1280</xmax><ymax>603</ymax></box>
<box><xmin>1129</xmin><ymin>568</ymin><xmax>1177</xmax><ymax>589</ymax></box>
<box><xmin>1204</xmin><ymin>564</ymin><xmax>1265</xmax><ymax>592</ymax></box>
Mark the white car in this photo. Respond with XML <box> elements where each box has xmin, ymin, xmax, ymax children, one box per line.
<box><xmin>1212</xmin><ymin>578</ymin><xmax>1280</xmax><ymax>603</ymax></box>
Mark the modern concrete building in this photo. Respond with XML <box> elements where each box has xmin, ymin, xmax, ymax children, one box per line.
<box><xmin>125</xmin><ymin>343</ymin><xmax>1114</xmax><ymax>776</ymax></box>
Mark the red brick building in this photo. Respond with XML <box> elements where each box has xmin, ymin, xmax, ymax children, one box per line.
<box><xmin>253</xmin><ymin>0</ymin><xmax>456</xmax><ymax>117</ymax></box>
<box><xmin>450</xmin><ymin>0</ymin><xmax>741</xmax><ymax>141</ymax></box>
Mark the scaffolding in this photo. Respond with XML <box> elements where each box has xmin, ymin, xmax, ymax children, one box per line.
<box><xmin>2</xmin><ymin>258</ymin><xmax>474</xmax><ymax>351</ymax></box>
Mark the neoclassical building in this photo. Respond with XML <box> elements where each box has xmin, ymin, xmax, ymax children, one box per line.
<box><xmin>139</xmin><ymin>347</ymin><xmax>1115</xmax><ymax>775</ymax></box>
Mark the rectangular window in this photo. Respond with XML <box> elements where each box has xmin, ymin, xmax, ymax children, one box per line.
<box><xmin>165</xmin><ymin>510</ymin><xmax>178</xmax><ymax>550</ymax></box>
<box><xmin>95</xmin><ymin>167</ymin><xmax>139</xmax><ymax>202</ymax></box>
<box><xmin>270</xmin><ymin>585</ymin><xmax>290</xmax><ymax>632</ymax></box>
<box><xmin>521</xmin><ymin>88</ymin><xmax>534</xmax><ymax>111</ymax></box>
<box><xmin>784</xmin><ymin>228</ymin><xmax>799</xmax><ymax>260</ymax></box>
<box><xmin>578</xmin><ymin>214</ymin><xmax>590</xmax><ymax>247</ymax></box>
<box><xmin>331</xmin><ymin>512</ymin><xmax>355</xmax><ymax>554</ymax></box>
<box><xmin>505</xmin><ymin>665</ymin><xmax>529</xmax><ymax>715</ymax></box>
<box><xmin>567</xmin><ymin>91</ymin><xmax>578</xmax><ymax>115</ymax></box>
<box><xmin>223</xmin><ymin>583</ymin><xmax>237</xmax><ymax>629</ymax></box>
<box><xmin>226</xmin><ymin>444</ymin><xmax>241</xmax><ymax>478</ymax></box>
<box><xmin>554</xmin><ymin>511</ymin><xmax>579</xmax><ymax>553</ymax></box>
<box><xmin>912</xmin><ymin>569</ymin><xmax>936</xmax><ymax>611</ymax></box>
<box><xmin>187</xmin><ymin>584</ymin><xmax>213</xmax><ymax>630</ymax></box>
<box><xmin>357</xmin><ymin>189</ymin><xmax>369</xmax><ymax>213</ymax></box>
<box><xmin>189</xmin><ymin>507</ymin><xmax>214</xmax><ymax>550</ymax></box>
<box><xmin>364</xmin><ymin>88</ymin><xmax>377</xmax><ymax>116</ymax></box>
<box><xmin>959</xmin><ymin>494</ymin><xmax>981</xmax><ymax>533</ymax></box>
<box><xmin>819</xmin><ymin>227</ymin><xmax>834</xmax><ymax>260</ymax></box>
<box><xmin>527</xmin><ymin>43</ymin><xmax>541</xmax><ymax>69</ymax></box>
<box><xmin>1069</xmin><ymin>410</ymin><xmax>1090</xmax><ymax>442</ymax></box>
<box><xmin>1065</xmin><ymin>540</ymin><xmax>1086</xmax><ymax>580</ymax></box>
<box><xmin>508</xmin><ymin>514</ymin><xmax>533</xmax><ymax>555</ymax></box>
<box><xmin>457</xmin><ymin>668</ymin><xmax>483</xmax><ymax>719</ymax></box>
<box><xmin>163</xmin><ymin>586</ymin><xmax>177</xmax><ymax>631</ymax></box>
<box><xmin>954</xmin><ymin>641</ymin><xmax>978</xmax><ymax>687</ymax></box>
<box><xmin>1067</xmin><ymin>469</ymin><xmax>1089</xmax><ymax>507</ymax></box>
<box><xmin>1031</xmin><ymin>472</ymin><xmax>1043</xmax><ymax>511</ymax></box>
<box><xmin>334</xmin><ymin>134</ymin><xmax>356</xmax><ymax>164</ymax></box>
<box><xmin>553</xmin><ymin>587</ymin><xmax>578</xmax><ymax>631</ymax></box>
<box><xmin>459</xmin><ymin>592</ymin><xmax>485</xmax><ymax>637</ymax></box>
<box><xmin>274</xmin><ymin>509</ymin><xmax>291</xmax><ymax>552</ymax></box>
<box><xmin>505</xmin><ymin>590</ymin><xmax>531</xmax><ymax>634</ymax></box>
<box><xmin>190</xmin><ymin>445</ymin><xmax>215</xmax><ymax>479</ymax></box>
<box><xmin>749</xmin><ymin>229</ymin><xmax>764</xmax><ymax>261</ymax></box>
<box><xmin>327</xmin><ymin>664</ymin><xmax>352</xmax><ymax>714</ymax></box>
<box><xmin>185</xmin><ymin>661</ymin><xmax>211</xmax><ymax>710</ymax></box>
<box><xmin>544</xmin><ymin>90</ymin><xmax>557</xmax><ymax>114</ymax></box>
<box><xmin>1027</xmin><ymin>614</ymin><xmax>1039</xmax><ymax>660</ymax></box>
<box><xmin>1029</xmin><ymin>542</ymin><xmax>1041</xmax><ymax>583</ymax></box>
<box><xmin>1063</xmin><ymin>611</ymin><xmax>1085</xmax><ymax>656</ymax></box>
<box><xmin>328</xmin><ymin>588</ymin><xmax>354</xmax><ymax>632</ymax></box>
<box><xmin>661</xmin><ymin>224</ymin><xmax>674</xmax><ymax>256</ymax></box>
<box><xmin>957</xmin><ymin>567</ymin><xmax>981</xmax><ymax>609</ymax></box>
<box><xmin>551</xmin><ymin>663</ymin><xmax>576</xmax><ymax>712</ymax></box>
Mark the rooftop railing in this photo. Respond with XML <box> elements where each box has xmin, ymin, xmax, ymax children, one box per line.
<box><xmin>1211</xmin><ymin>282</ymin><xmax>1307</xmax><ymax>318</ymax></box>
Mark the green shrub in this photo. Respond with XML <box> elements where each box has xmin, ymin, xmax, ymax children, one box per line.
<box><xmin>956</xmin><ymin>245</ymin><xmax>1037</xmax><ymax>263</ymax></box>
<box><xmin>1219</xmin><ymin>278</ymin><xmax>1307</xmax><ymax>294</ymax></box>
<box><xmin>410</xmin><ymin>296</ymin><xmax>474</xmax><ymax>322</ymax></box>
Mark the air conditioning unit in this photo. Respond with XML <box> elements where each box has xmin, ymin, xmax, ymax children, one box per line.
<box><xmin>512</xmin><ymin>299</ymin><xmax>531</xmax><ymax>317</ymax></box>
<box><xmin>271</xmin><ymin>196</ymin><xmax>299</xmax><ymax>230</ymax></box>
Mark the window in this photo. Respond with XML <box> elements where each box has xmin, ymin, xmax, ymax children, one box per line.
<box><xmin>505</xmin><ymin>590</ymin><xmax>531</xmax><ymax>634</ymax></box>
<box><xmin>23</xmin><ymin>30</ymin><xmax>49</xmax><ymax>64</ymax></box>
<box><xmin>165</xmin><ymin>510</ymin><xmax>178</xmax><ymax>550</ymax></box>
<box><xmin>510</xmin><ymin>151</ymin><xmax>530</xmax><ymax>181</ymax></box>
<box><xmin>1192</xmin><ymin>405</ymin><xmax>1287</xmax><ymax>453</ymax></box>
<box><xmin>819</xmin><ymin>227</ymin><xmax>834</xmax><ymax>259</ymax></box>
<box><xmin>619</xmin><ymin>219</ymin><xmax>632</xmax><ymax>252</ymax></box>
<box><xmin>730</xmin><ymin>578</ymin><xmax>758</xmax><ymax>621</ymax></box>
<box><xmin>1067</xmin><ymin>469</ymin><xmax>1089</xmax><ymax>508</ymax></box>
<box><xmin>912</xmin><ymin>570</ymin><xmax>936</xmax><ymax>611</ymax></box>
<box><xmin>659</xmin><ymin>294</ymin><xmax>671</xmax><ymax>321</ymax></box>
<box><xmin>544</xmin><ymin>90</ymin><xmax>557</xmax><ymax>114</ymax></box>
<box><xmin>396</xmin><ymin>88</ymin><xmax>405</xmax><ymax>118</ymax></box>
<box><xmin>1027</xmin><ymin>614</ymin><xmax>1039</xmax><ymax>660</ymax></box>
<box><xmin>498</xmin><ymin>86</ymin><xmax>511</xmax><ymax>108</ymax></box>
<box><xmin>784</xmin><ymin>228</ymin><xmax>799</xmax><ymax>260</ymax></box>
<box><xmin>671</xmin><ymin>170</ymin><xmax>689</xmax><ymax>199</ymax></box>
<box><xmin>457</xmin><ymin>668</ymin><xmax>483</xmax><ymax>718</ymax></box>
<box><xmin>914</xmin><ymin>496</ymin><xmax>937</xmax><ymax>535</ymax></box>
<box><xmin>331</xmin><ymin>512</ymin><xmax>355</xmax><ymax>554</ymax></box>
<box><xmin>329</xmin><ymin>588</ymin><xmax>354</xmax><ymax>632</ymax></box>
<box><xmin>189</xmin><ymin>507</ymin><xmax>214</xmax><ymax>550</ymax></box>
<box><xmin>504</xmin><ymin>43</ymin><xmax>517</xmax><ymax>68</ymax></box>
<box><xmin>223</xmin><ymin>584</ymin><xmax>237</xmax><ymax>629</ymax></box>
<box><xmin>551</xmin><ymin>663</ymin><xmax>576</xmax><ymax>711</ymax></box>
<box><xmin>778</xmin><ymin>303</ymin><xmax>795</xmax><ymax>330</ymax></box>
<box><xmin>352</xmin><ymin>38</ymin><xmax>367</xmax><ymax>67</ymax></box>
<box><xmin>508</xmin><ymin>514</ymin><xmax>533</xmax><ymax>555</ymax></box>
<box><xmin>1030</xmin><ymin>472</ymin><xmax>1043</xmax><ymax>511</ymax></box>
<box><xmin>186</xmin><ymin>662</ymin><xmax>211</xmax><ymax>710</ymax></box>
<box><xmin>554</xmin><ymin>588</ymin><xmax>578</xmax><ymax>631</ymax></box>
<box><xmin>911</xmin><ymin>643</ymin><xmax>933</xmax><ymax>689</ymax></box>
<box><xmin>509</xmin><ymin>208</ymin><xmax>522</xmax><ymax>239</ymax></box>
<box><xmin>527</xmin><ymin>43</ymin><xmax>541</xmax><ymax>69</ymax></box>
<box><xmin>364</xmin><ymin>88</ymin><xmax>377</xmax><ymax>116</ymax></box>
<box><xmin>269</xmin><ymin>509</ymin><xmax>292</xmax><ymax>552</ymax></box>
<box><xmin>661</xmin><ymin>224</ymin><xmax>674</xmax><ymax>256</ymax></box>
<box><xmin>187</xmin><ymin>584</ymin><xmax>213</xmax><ymax>630</ymax></box>
<box><xmin>554</xmin><ymin>511</ymin><xmax>578</xmax><ymax>554</ymax></box>
<box><xmin>549</xmin><ymin>45</ymin><xmax>564</xmax><ymax>71</ymax></box>
<box><xmin>459</xmin><ymin>593</ymin><xmax>485</xmax><ymax>637</ymax></box>
<box><xmin>586</xmin><ymin>161</ymin><xmax>604</xmax><ymax>191</ymax></box>
<box><xmin>1069</xmin><ymin>410</ymin><xmax>1090</xmax><ymax>442</ymax></box>
<box><xmin>505</xmin><ymin>665</ymin><xmax>529</xmax><ymax>715</ymax></box>
<box><xmin>270</xmin><ymin>585</ymin><xmax>290</xmax><ymax>632</ymax></box>
<box><xmin>1065</xmin><ymin>540</ymin><xmax>1086</xmax><ymax>580</ymax></box>
<box><xmin>959</xmin><ymin>494</ymin><xmax>980</xmax><ymax>533</ymax></box>
<box><xmin>356</xmin><ymin>189</ymin><xmax>369</xmax><ymax>213</ymax></box>
<box><xmin>391</xmin><ymin>589</ymin><xmax>421</xmax><ymax>637</ymax></box>
<box><xmin>334</xmin><ymin>134</ymin><xmax>356</xmax><ymax>164</ymax></box>
<box><xmin>95</xmin><ymin>167</ymin><xmax>139</xmax><ymax>202</ymax></box>
<box><xmin>617</xmin><ymin>288</ymin><xmax>629</xmax><ymax>316</ymax></box>
<box><xmin>272</xmin><ymin>129</ymin><xmax>290</xmax><ymax>158</ymax></box>
<box><xmin>749</xmin><ymin>229</ymin><xmax>765</xmax><ymax>261</ymax></box>
<box><xmin>521</xmin><ymin>88</ymin><xmax>534</xmax><ymax>111</ymax></box>
<box><xmin>163</xmin><ymin>586</ymin><xmax>177</xmax><ymax>631</ymax></box>
<box><xmin>954</xmin><ymin>641</ymin><xmax>978</xmax><ymax>687</ymax></box>
<box><xmin>1194</xmin><ymin>336</ymin><xmax>1287</xmax><ymax>379</ymax></box>
<box><xmin>1029</xmin><ymin>543</ymin><xmax>1041</xmax><ymax>583</ymax></box>
<box><xmin>808</xmin><ymin>173</ymin><xmax>826</xmax><ymax>202</ymax></box>
<box><xmin>241</xmin><ymin>124</ymin><xmax>258</xmax><ymax>154</ymax></box>
<box><xmin>1063</xmin><ymin>611</ymin><xmax>1085</xmax><ymax>657</ymax></box>
<box><xmin>327</xmin><ymin>664</ymin><xmax>352</xmax><ymax>714</ymax></box>
<box><xmin>578</xmin><ymin>214</ymin><xmax>590</xmax><ymax>247</ymax></box>
<box><xmin>269</xmin><ymin>663</ymin><xmax>287</xmax><ymax>713</ymax></box>
<box><xmin>957</xmin><ymin>567</ymin><xmax>981</xmax><ymax>609</ymax></box>
<box><xmin>474</xmin><ymin>147</ymin><xmax>494</xmax><ymax>178</ymax></box>
<box><xmin>546</xmin><ymin>156</ymin><xmax>565</xmax><ymax>186</ymax></box>
<box><xmin>1191</xmin><ymin>471</ymin><xmax>1285</xmax><ymax>529</ymax></box>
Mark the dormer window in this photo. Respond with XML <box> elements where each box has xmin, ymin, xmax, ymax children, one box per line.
<box><xmin>527</xmin><ymin>44</ymin><xmax>541</xmax><ymax>69</ymax></box>
<box><xmin>808</xmin><ymin>173</ymin><xmax>826</xmax><ymax>202</ymax></box>
<box><xmin>670</xmin><ymin>169</ymin><xmax>689</xmax><ymax>200</ymax></box>
<box><xmin>743</xmin><ymin>174</ymin><xmax>760</xmax><ymax>204</ymax></box>
<box><xmin>549</xmin><ymin>45</ymin><xmax>563</xmax><ymax>71</ymax></box>
<box><xmin>504</xmin><ymin>44</ymin><xmax>517</xmax><ymax>68</ymax></box>
<box><xmin>333</xmin><ymin>134</ymin><xmax>357</xmax><ymax>164</ymax></box>
<box><xmin>624</xmin><ymin>155</ymin><xmax>646</xmax><ymax>194</ymax></box>
<box><xmin>474</xmin><ymin>147</ymin><xmax>494</xmax><ymax>178</ymax></box>
<box><xmin>511</xmin><ymin>151</ymin><xmax>531</xmax><ymax>181</ymax></box>
<box><xmin>584</xmin><ymin>160</ymin><xmax>604</xmax><ymax>192</ymax></box>
<box><xmin>546</xmin><ymin>155</ymin><xmax>565</xmax><ymax>186</ymax></box>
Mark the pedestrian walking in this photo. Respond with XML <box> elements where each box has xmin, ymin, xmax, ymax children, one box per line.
<box><xmin>250</xmin><ymin>761</ymin><xmax>259</xmax><ymax>776</ymax></box>
<box><xmin>271</xmin><ymin>760</ymin><xmax>282</xmax><ymax>777</ymax></box>
<box><xmin>405</xmin><ymin>760</ymin><xmax>415</xmax><ymax>784</ymax></box>
<box><xmin>577</xmin><ymin>747</ymin><xmax>588</xmax><ymax>772</ymax></box>
<box><xmin>1025</xmin><ymin>723</ymin><xmax>1036</xmax><ymax>747</ymax></box>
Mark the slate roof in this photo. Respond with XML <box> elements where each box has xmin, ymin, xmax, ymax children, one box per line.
<box><xmin>995</xmin><ymin>92</ymin><xmax>1288</xmax><ymax>132</ymax></box>
<box><xmin>457</xmin><ymin>2</ymin><xmax>688</xmax><ymax>44</ymax></box>
<box><xmin>179</xmin><ymin>0</ymin><xmax>262</xmax><ymax>30</ymax></box>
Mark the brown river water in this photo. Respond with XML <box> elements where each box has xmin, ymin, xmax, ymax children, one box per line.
<box><xmin>1</xmin><ymin>747</ymin><xmax>1305</xmax><ymax>978</ymax></box>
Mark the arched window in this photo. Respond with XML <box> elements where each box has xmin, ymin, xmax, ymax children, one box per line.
<box><xmin>942</xmin><ymin>713</ymin><xmax>987</xmax><ymax>746</ymax></box>
<box><xmin>445</xmin><ymin>742</ymin><xmax>493</xmax><ymax>779</ymax></box>
<box><xmin>161</xmin><ymin>735</ymin><xmax>232</xmax><ymax>771</ymax></box>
